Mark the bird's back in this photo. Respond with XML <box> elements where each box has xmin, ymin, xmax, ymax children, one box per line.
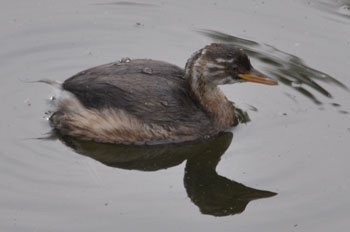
<box><xmin>55</xmin><ymin>59</ymin><xmax>215</xmax><ymax>143</ymax></box>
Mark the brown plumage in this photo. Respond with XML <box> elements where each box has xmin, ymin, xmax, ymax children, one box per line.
<box><xmin>50</xmin><ymin>43</ymin><xmax>277</xmax><ymax>144</ymax></box>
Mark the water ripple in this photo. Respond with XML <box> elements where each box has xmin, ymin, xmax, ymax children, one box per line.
<box><xmin>198</xmin><ymin>29</ymin><xmax>349</xmax><ymax>105</ymax></box>
<box><xmin>310</xmin><ymin>0</ymin><xmax>350</xmax><ymax>20</ymax></box>
<box><xmin>94</xmin><ymin>1</ymin><xmax>158</xmax><ymax>7</ymax></box>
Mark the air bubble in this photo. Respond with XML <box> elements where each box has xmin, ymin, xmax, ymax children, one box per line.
<box><xmin>142</xmin><ymin>67</ymin><xmax>153</xmax><ymax>74</ymax></box>
<box><xmin>120</xmin><ymin>57</ymin><xmax>131</xmax><ymax>63</ymax></box>
<box><xmin>24</xmin><ymin>98</ymin><xmax>31</xmax><ymax>106</ymax></box>
<box><xmin>278</xmin><ymin>112</ymin><xmax>288</xmax><ymax>116</ymax></box>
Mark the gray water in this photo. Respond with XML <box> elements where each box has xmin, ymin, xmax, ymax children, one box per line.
<box><xmin>1</xmin><ymin>0</ymin><xmax>350</xmax><ymax>231</ymax></box>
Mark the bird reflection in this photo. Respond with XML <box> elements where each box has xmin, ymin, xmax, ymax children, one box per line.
<box><xmin>184</xmin><ymin>133</ymin><xmax>276</xmax><ymax>216</ymax></box>
<box><xmin>55</xmin><ymin>132</ymin><xmax>276</xmax><ymax>216</ymax></box>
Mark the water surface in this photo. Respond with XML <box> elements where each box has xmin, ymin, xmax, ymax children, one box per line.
<box><xmin>1</xmin><ymin>0</ymin><xmax>350</xmax><ymax>231</ymax></box>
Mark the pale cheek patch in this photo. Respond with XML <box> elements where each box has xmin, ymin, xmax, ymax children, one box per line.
<box><xmin>203</xmin><ymin>62</ymin><xmax>226</xmax><ymax>80</ymax></box>
<box><xmin>215</xmin><ymin>58</ymin><xmax>234</xmax><ymax>64</ymax></box>
<box><xmin>203</xmin><ymin>70</ymin><xmax>225</xmax><ymax>78</ymax></box>
<box><xmin>206</xmin><ymin>62</ymin><xmax>225</xmax><ymax>69</ymax></box>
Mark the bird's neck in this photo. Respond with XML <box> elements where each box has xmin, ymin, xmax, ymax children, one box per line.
<box><xmin>185</xmin><ymin>51</ymin><xmax>235</xmax><ymax>131</ymax></box>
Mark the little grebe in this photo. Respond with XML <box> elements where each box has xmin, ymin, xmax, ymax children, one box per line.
<box><xmin>50</xmin><ymin>43</ymin><xmax>277</xmax><ymax>144</ymax></box>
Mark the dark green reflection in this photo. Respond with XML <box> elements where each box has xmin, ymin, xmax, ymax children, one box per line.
<box><xmin>308</xmin><ymin>0</ymin><xmax>350</xmax><ymax>20</ymax></box>
<box><xmin>199</xmin><ymin>29</ymin><xmax>348</xmax><ymax>105</ymax></box>
<box><xmin>232</xmin><ymin>102</ymin><xmax>251</xmax><ymax>125</ymax></box>
<box><xmin>55</xmin><ymin>132</ymin><xmax>276</xmax><ymax>216</ymax></box>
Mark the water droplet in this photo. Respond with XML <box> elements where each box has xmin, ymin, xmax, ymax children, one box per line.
<box><xmin>247</xmin><ymin>104</ymin><xmax>258</xmax><ymax>112</ymax></box>
<box><xmin>331</xmin><ymin>103</ymin><xmax>341</xmax><ymax>107</ymax></box>
<box><xmin>43</xmin><ymin>111</ymin><xmax>53</xmax><ymax>120</ymax></box>
<box><xmin>142</xmin><ymin>67</ymin><xmax>153</xmax><ymax>74</ymax></box>
<box><xmin>291</xmin><ymin>81</ymin><xmax>302</xmax><ymax>88</ymax></box>
<box><xmin>49</xmin><ymin>96</ymin><xmax>56</xmax><ymax>101</ymax></box>
<box><xmin>24</xmin><ymin>98</ymin><xmax>31</xmax><ymax>106</ymax></box>
<box><xmin>338</xmin><ymin>5</ymin><xmax>350</xmax><ymax>16</ymax></box>
<box><xmin>120</xmin><ymin>57</ymin><xmax>131</xmax><ymax>63</ymax></box>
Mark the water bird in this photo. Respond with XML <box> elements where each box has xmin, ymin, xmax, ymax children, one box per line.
<box><xmin>50</xmin><ymin>43</ymin><xmax>277</xmax><ymax>144</ymax></box>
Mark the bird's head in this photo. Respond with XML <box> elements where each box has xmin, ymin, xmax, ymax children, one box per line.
<box><xmin>185</xmin><ymin>43</ymin><xmax>278</xmax><ymax>87</ymax></box>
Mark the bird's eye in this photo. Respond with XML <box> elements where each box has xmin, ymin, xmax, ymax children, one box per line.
<box><xmin>232</xmin><ymin>66</ymin><xmax>238</xmax><ymax>73</ymax></box>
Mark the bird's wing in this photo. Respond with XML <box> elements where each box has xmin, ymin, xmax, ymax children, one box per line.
<box><xmin>62</xmin><ymin>59</ymin><xmax>212</xmax><ymax>130</ymax></box>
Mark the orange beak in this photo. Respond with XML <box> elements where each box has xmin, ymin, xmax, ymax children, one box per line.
<box><xmin>238</xmin><ymin>68</ymin><xmax>278</xmax><ymax>85</ymax></box>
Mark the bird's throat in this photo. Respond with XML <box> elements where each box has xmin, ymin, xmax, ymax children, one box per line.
<box><xmin>188</xmin><ymin>74</ymin><xmax>235</xmax><ymax>131</ymax></box>
<box><xmin>184</xmin><ymin>48</ymin><xmax>235</xmax><ymax>131</ymax></box>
